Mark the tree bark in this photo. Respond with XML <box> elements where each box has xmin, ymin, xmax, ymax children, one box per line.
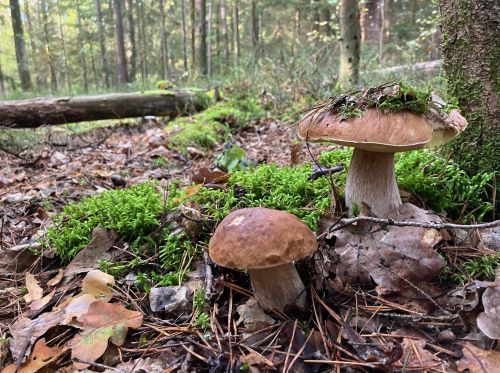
<box><xmin>40</xmin><ymin>0</ymin><xmax>57</xmax><ymax>93</ymax></box>
<box><xmin>233</xmin><ymin>0</ymin><xmax>240</xmax><ymax>65</ymax></box>
<box><xmin>439</xmin><ymin>0</ymin><xmax>500</xmax><ymax>177</ymax></box>
<box><xmin>0</xmin><ymin>91</ymin><xmax>211</xmax><ymax>128</ymax></box>
<box><xmin>56</xmin><ymin>0</ymin><xmax>71</xmax><ymax>91</ymax></box>
<box><xmin>23</xmin><ymin>1</ymin><xmax>39</xmax><ymax>89</ymax></box>
<box><xmin>199</xmin><ymin>0</ymin><xmax>208</xmax><ymax>75</ymax></box>
<box><xmin>126</xmin><ymin>0</ymin><xmax>137</xmax><ymax>82</ymax></box>
<box><xmin>9</xmin><ymin>0</ymin><xmax>32</xmax><ymax>91</ymax></box>
<box><xmin>113</xmin><ymin>0</ymin><xmax>128</xmax><ymax>85</ymax></box>
<box><xmin>207</xmin><ymin>0</ymin><xmax>212</xmax><ymax>77</ymax></box>
<box><xmin>337</xmin><ymin>0</ymin><xmax>361</xmax><ymax>90</ymax></box>
<box><xmin>0</xmin><ymin>58</ymin><xmax>5</xmax><ymax>95</ymax></box>
<box><xmin>380</xmin><ymin>0</ymin><xmax>394</xmax><ymax>63</ymax></box>
<box><xmin>76</xmin><ymin>3</ymin><xmax>88</xmax><ymax>92</ymax></box>
<box><xmin>159</xmin><ymin>0</ymin><xmax>170</xmax><ymax>79</ymax></box>
<box><xmin>361</xmin><ymin>0</ymin><xmax>382</xmax><ymax>45</ymax></box>
<box><xmin>191</xmin><ymin>0</ymin><xmax>196</xmax><ymax>73</ymax></box>
<box><xmin>95</xmin><ymin>0</ymin><xmax>110</xmax><ymax>88</ymax></box>
<box><xmin>136</xmin><ymin>0</ymin><xmax>147</xmax><ymax>82</ymax></box>
<box><xmin>181</xmin><ymin>0</ymin><xmax>188</xmax><ymax>71</ymax></box>
<box><xmin>221</xmin><ymin>0</ymin><xmax>229</xmax><ymax>62</ymax></box>
<box><xmin>251</xmin><ymin>0</ymin><xmax>259</xmax><ymax>49</ymax></box>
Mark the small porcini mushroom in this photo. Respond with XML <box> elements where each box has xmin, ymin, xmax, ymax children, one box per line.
<box><xmin>298</xmin><ymin>91</ymin><xmax>467</xmax><ymax>217</ymax></box>
<box><xmin>208</xmin><ymin>207</ymin><xmax>317</xmax><ymax>311</ymax></box>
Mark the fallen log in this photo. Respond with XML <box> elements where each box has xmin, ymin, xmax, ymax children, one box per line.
<box><xmin>0</xmin><ymin>90</ymin><xmax>211</xmax><ymax>129</ymax></box>
<box><xmin>373</xmin><ymin>60</ymin><xmax>442</xmax><ymax>75</ymax></box>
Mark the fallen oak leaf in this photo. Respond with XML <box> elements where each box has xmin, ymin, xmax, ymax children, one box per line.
<box><xmin>30</xmin><ymin>290</ymin><xmax>56</xmax><ymax>311</ymax></box>
<box><xmin>24</xmin><ymin>274</ymin><xmax>43</xmax><ymax>303</ymax></box>
<box><xmin>70</xmin><ymin>301</ymin><xmax>143</xmax><ymax>370</ymax></box>
<box><xmin>2</xmin><ymin>338</ymin><xmax>68</xmax><ymax>373</ymax></box>
<box><xmin>81</xmin><ymin>269</ymin><xmax>115</xmax><ymax>301</ymax></box>
<box><xmin>457</xmin><ymin>343</ymin><xmax>500</xmax><ymax>373</ymax></box>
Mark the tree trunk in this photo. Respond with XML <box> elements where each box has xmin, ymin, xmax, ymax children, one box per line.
<box><xmin>113</xmin><ymin>0</ymin><xmax>128</xmax><ymax>85</ymax></box>
<box><xmin>95</xmin><ymin>0</ymin><xmax>110</xmax><ymax>88</ymax></box>
<box><xmin>76</xmin><ymin>4</ymin><xmax>88</xmax><ymax>92</ymax></box>
<box><xmin>199</xmin><ymin>0</ymin><xmax>208</xmax><ymax>75</ymax></box>
<box><xmin>361</xmin><ymin>0</ymin><xmax>382</xmax><ymax>45</ymax></box>
<box><xmin>221</xmin><ymin>0</ymin><xmax>229</xmax><ymax>63</ymax></box>
<box><xmin>380</xmin><ymin>0</ymin><xmax>394</xmax><ymax>63</ymax></box>
<box><xmin>251</xmin><ymin>0</ymin><xmax>259</xmax><ymax>50</ymax></box>
<box><xmin>136</xmin><ymin>0</ymin><xmax>147</xmax><ymax>82</ymax></box>
<box><xmin>439</xmin><ymin>0</ymin><xmax>500</xmax><ymax>178</ymax></box>
<box><xmin>159</xmin><ymin>0</ymin><xmax>170</xmax><ymax>79</ymax></box>
<box><xmin>24</xmin><ymin>1</ymin><xmax>39</xmax><ymax>89</ymax></box>
<box><xmin>207</xmin><ymin>0</ymin><xmax>212</xmax><ymax>77</ymax></box>
<box><xmin>181</xmin><ymin>0</ymin><xmax>188</xmax><ymax>71</ymax></box>
<box><xmin>0</xmin><ymin>91</ymin><xmax>212</xmax><ymax>128</ymax></box>
<box><xmin>337</xmin><ymin>0</ymin><xmax>361</xmax><ymax>90</ymax></box>
<box><xmin>191</xmin><ymin>0</ymin><xmax>196</xmax><ymax>73</ymax></box>
<box><xmin>233</xmin><ymin>0</ymin><xmax>240</xmax><ymax>65</ymax></box>
<box><xmin>0</xmin><ymin>58</ymin><xmax>5</xmax><ymax>95</ymax></box>
<box><xmin>40</xmin><ymin>0</ymin><xmax>58</xmax><ymax>93</ymax></box>
<box><xmin>10</xmin><ymin>0</ymin><xmax>32</xmax><ymax>91</ymax></box>
<box><xmin>56</xmin><ymin>0</ymin><xmax>71</xmax><ymax>91</ymax></box>
<box><xmin>126</xmin><ymin>0</ymin><xmax>137</xmax><ymax>82</ymax></box>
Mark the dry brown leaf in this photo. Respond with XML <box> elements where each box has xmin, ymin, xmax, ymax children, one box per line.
<box><xmin>64</xmin><ymin>228</ymin><xmax>118</xmax><ymax>280</ymax></box>
<box><xmin>47</xmin><ymin>269</ymin><xmax>64</xmax><ymax>287</ymax></box>
<box><xmin>334</xmin><ymin>204</ymin><xmax>445</xmax><ymax>296</ymax></box>
<box><xmin>457</xmin><ymin>343</ymin><xmax>500</xmax><ymax>372</ymax></box>
<box><xmin>81</xmin><ymin>269</ymin><xmax>115</xmax><ymax>301</ymax></box>
<box><xmin>172</xmin><ymin>184</ymin><xmax>203</xmax><ymax>204</ymax></box>
<box><xmin>393</xmin><ymin>338</ymin><xmax>443</xmax><ymax>370</ymax></box>
<box><xmin>2</xmin><ymin>338</ymin><xmax>68</xmax><ymax>373</ymax></box>
<box><xmin>240</xmin><ymin>350</ymin><xmax>274</xmax><ymax>367</ymax></box>
<box><xmin>9</xmin><ymin>310</ymin><xmax>66</xmax><ymax>360</ymax></box>
<box><xmin>24</xmin><ymin>273</ymin><xmax>44</xmax><ymax>303</ymax></box>
<box><xmin>30</xmin><ymin>290</ymin><xmax>56</xmax><ymax>311</ymax></box>
<box><xmin>191</xmin><ymin>167</ymin><xmax>229</xmax><ymax>184</ymax></box>
<box><xmin>70</xmin><ymin>301</ymin><xmax>143</xmax><ymax>370</ymax></box>
<box><xmin>62</xmin><ymin>294</ymin><xmax>98</xmax><ymax>325</ymax></box>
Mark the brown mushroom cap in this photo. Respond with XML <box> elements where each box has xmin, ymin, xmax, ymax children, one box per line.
<box><xmin>298</xmin><ymin>108</ymin><xmax>467</xmax><ymax>152</ymax></box>
<box><xmin>208</xmin><ymin>207</ymin><xmax>317</xmax><ymax>270</ymax></box>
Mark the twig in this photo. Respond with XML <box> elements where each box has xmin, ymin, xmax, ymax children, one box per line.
<box><xmin>203</xmin><ymin>251</ymin><xmax>213</xmax><ymax>298</ymax></box>
<box><xmin>318</xmin><ymin>217</ymin><xmax>500</xmax><ymax>240</ymax></box>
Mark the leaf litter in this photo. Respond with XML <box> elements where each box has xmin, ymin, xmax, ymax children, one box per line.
<box><xmin>0</xmin><ymin>114</ymin><xmax>498</xmax><ymax>371</ymax></box>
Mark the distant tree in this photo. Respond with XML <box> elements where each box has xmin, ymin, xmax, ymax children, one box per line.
<box><xmin>251</xmin><ymin>0</ymin><xmax>259</xmax><ymax>50</ymax></box>
<box><xmin>40</xmin><ymin>0</ymin><xmax>58</xmax><ymax>93</ymax></box>
<box><xmin>337</xmin><ymin>0</ymin><xmax>361</xmax><ymax>90</ymax></box>
<box><xmin>126</xmin><ymin>0</ymin><xmax>137</xmax><ymax>82</ymax></box>
<box><xmin>361</xmin><ymin>0</ymin><xmax>382</xmax><ymax>46</ymax></box>
<box><xmin>76</xmin><ymin>3</ymin><xmax>88</xmax><ymax>92</ymax></box>
<box><xmin>191</xmin><ymin>0</ymin><xmax>196</xmax><ymax>73</ymax></box>
<box><xmin>113</xmin><ymin>0</ymin><xmax>128</xmax><ymax>85</ymax></box>
<box><xmin>56</xmin><ymin>0</ymin><xmax>71</xmax><ymax>91</ymax></box>
<box><xmin>159</xmin><ymin>0</ymin><xmax>170</xmax><ymax>79</ymax></box>
<box><xmin>199</xmin><ymin>0</ymin><xmax>208</xmax><ymax>75</ymax></box>
<box><xmin>439</xmin><ymin>0</ymin><xmax>499</xmax><ymax>178</ymax></box>
<box><xmin>9</xmin><ymin>0</ymin><xmax>32</xmax><ymax>91</ymax></box>
<box><xmin>95</xmin><ymin>0</ymin><xmax>110</xmax><ymax>88</ymax></box>
<box><xmin>221</xmin><ymin>0</ymin><xmax>229</xmax><ymax>63</ymax></box>
<box><xmin>181</xmin><ymin>0</ymin><xmax>188</xmax><ymax>71</ymax></box>
<box><xmin>207</xmin><ymin>0</ymin><xmax>212</xmax><ymax>77</ymax></box>
<box><xmin>380</xmin><ymin>0</ymin><xmax>393</xmax><ymax>63</ymax></box>
<box><xmin>233</xmin><ymin>0</ymin><xmax>241</xmax><ymax>65</ymax></box>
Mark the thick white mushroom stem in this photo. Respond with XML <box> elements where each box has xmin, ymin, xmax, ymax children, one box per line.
<box><xmin>248</xmin><ymin>263</ymin><xmax>306</xmax><ymax>311</ymax></box>
<box><xmin>345</xmin><ymin>148</ymin><xmax>401</xmax><ymax>217</ymax></box>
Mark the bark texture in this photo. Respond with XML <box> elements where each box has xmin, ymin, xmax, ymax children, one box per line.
<box><xmin>337</xmin><ymin>0</ymin><xmax>361</xmax><ymax>90</ymax></box>
<box><xmin>113</xmin><ymin>0</ymin><xmax>128</xmax><ymax>85</ymax></box>
<box><xmin>0</xmin><ymin>91</ymin><xmax>209</xmax><ymax>128</ymax></box>
<box><xmin>345</xmin><ymin>149</ymin><xmax>401</xmax><ymax>217</ymax></box>
<box><xmin>9</xmin><ymin>0</ymin><xmax>32</xmax><ymax>91</ymax></box>
<box><xmin>361</xmin><ymin>0</ymin><xmax>382</xmax><ymax>45</ymax></box>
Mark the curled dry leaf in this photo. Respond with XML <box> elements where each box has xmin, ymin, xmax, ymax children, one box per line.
<box><xmin>334</xmin><ymin>204</ymin><xmax>445</xmax><ymax>296</ymax></box>
<box><xmin>392</xmin><ymin>338</ymin><xmax>444</xmax><ymax>371</ymax></box>
<box><xmin>70</xmin><ymin>301</ymin><xmax>143</xmax><ymax>370</ymax></box>
<box><xmin>30</xmin><ymin>290</ymin><xmax>56</xmax><ymax>311</ymax></box>
<box><xmin>191</xmin><ymin>167</ymin><xmax>229</xmax><ymax>184</ymax></box>
<box><xmin>47</xmin><ymin>269</ymin><xmax>65</xmax><ymax>287</ymax></box>
<box><xmin>24</xmin><ymin>273</ymin><xmax>43</xmax><ymax>303</ymax></box>
<box><xmin>81</xmin><ymin>269</ymin><xmax>115</xmax><ymax>301</ymax></box>
<box><xmin>457</xmin><ymin>343</ymin><xmax>500</xmax><ymax>372</ymax></box>
<box><xmin>2</xmin><ymin>338</ymin><xmax>68</xmax><ymax>373</ymax></box>
<box><xmin>477</xmin><ymin>284</ymin><xmax>500</xmax><ymax>339</ymax></box>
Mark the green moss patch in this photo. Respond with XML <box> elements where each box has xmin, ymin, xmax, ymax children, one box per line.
<box><xmin>167</xmin><ymin>118</ymin><xmax>227</xmax><ymax>154</ymax></box>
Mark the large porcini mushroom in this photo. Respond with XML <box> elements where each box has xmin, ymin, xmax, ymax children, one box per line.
<box><xmin>298</xmin><ymin>90</ymin><xmax>468</xmax><ymax>217</ymax></box>
<box><xmin>208</xmin><ymin>207</ymin><xmax>317</xmax><ymax>311</ymax></box>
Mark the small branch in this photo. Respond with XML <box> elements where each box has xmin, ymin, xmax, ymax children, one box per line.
<box><xmin>317</xmin><ymin>217</ymin><xmax>500</xmax><ymax>240</ymax></box>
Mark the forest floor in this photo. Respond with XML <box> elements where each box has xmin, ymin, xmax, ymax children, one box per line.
<box><xmin>0</xmin><ymin>108</ymin><xmax>499</xmax><ymax>372</ymax></box>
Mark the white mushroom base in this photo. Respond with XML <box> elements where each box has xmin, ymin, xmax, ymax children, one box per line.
<box><xmin>345</xmin><ymin>148</ymin><xmax>402</xmax><ymax>217</ymax></box>
<box><xmin>248</xmin><ymin>263</ymin><xmax>307</xmax><ymax>311</ymax></box>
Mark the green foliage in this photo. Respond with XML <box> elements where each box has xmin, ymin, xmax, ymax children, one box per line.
<box><xmin>216</xmin><ymin>144</ymin><xmax>253</xmax><ymax>172</ymax></box>
<box><xmin>46</xmin><ymin>182</ymin><xmax>163</xmax><ymax>263</ymax></box>
<box><xmin>240</xmin><ymin>363</ymin><xmax>250</xmax><ymax>372</ymax></box>
<box><xmin>193</xmin><ymin>287</ymin><xmax>206</xmax><ymax>310</ymax></box>
<box><xmin>395</xmin><ymin>150</ymin><xmax>494</xmax><ymax>221</ymax></box>
<box><xmin>167</xmin><ymin>118</ymin><xmax>227</xmax><ymax>154</ymax></box>
<box><xmin>375</xmin><ymin>82</ymin><xmax>431</xmax><ymax>114</ymax></box>
<box><xmin>319</xmin><ymin>148</ymin><xmax>494</xmax><ymax>221</ymax></box>
<box><xmin>446</xmin><ymin>253</ymin><xmax>500</xmax><ymax>284</ymax></box>
<box><xmin>193</xmin><ymin>163</ymin><xmax>331</xmax><ymax>230</ymax></box>
<box><xmin>194</xmin><ymin>312</ymin><xmax>211</xmax><ymax>331</ymax></box>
